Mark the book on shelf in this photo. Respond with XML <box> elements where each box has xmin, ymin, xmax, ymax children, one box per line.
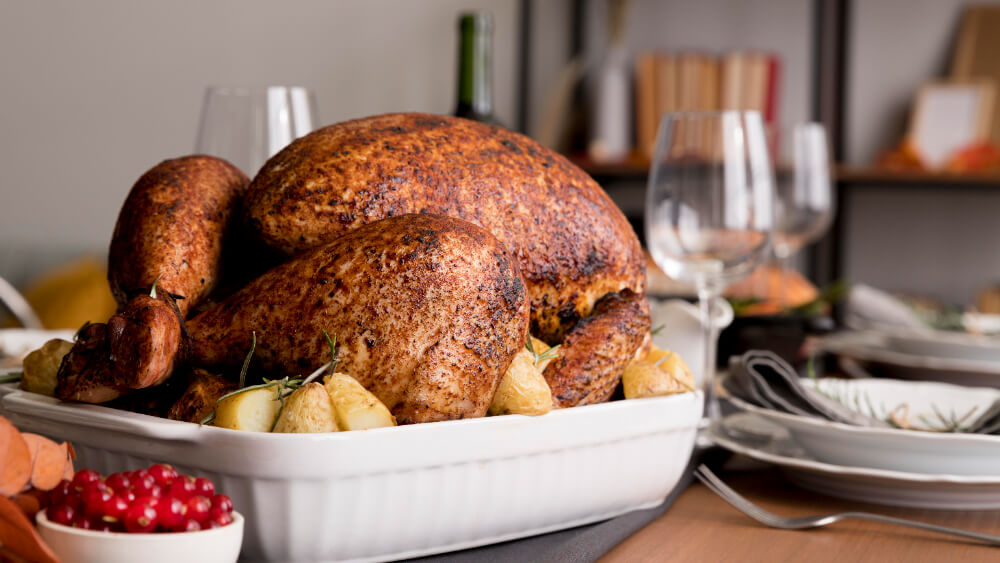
<box><xmin>634</xmin><ymin>50</ymin><xmax>781</xmax><ymax>160</ymax></box>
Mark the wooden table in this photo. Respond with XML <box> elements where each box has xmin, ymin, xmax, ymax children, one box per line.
<box><xmin>601</xmin><ymin>461</ymin><xmax>1000</xmax><ymax>561</ymax></box>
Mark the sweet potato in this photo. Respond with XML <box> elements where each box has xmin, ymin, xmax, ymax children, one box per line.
<box><xmin>11</xmin><ymin>492</ymin><xmax>41</xmax><ymax>518</ymax></box>
<box><xmin>21</xmin><ymin>433</ymin><xmax>69</xmax><ymax>491</ymax></box>
<box><xmin>0</xmin><ymin>417</ymin><xmax>31</xmax><ymax>497</ymax></box>
<box><xmin>0</xmin><ymin>495</ymin><xmax>58</xmax><ymax>563</ymax></box>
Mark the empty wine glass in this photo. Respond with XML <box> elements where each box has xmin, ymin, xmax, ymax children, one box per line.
<box><xmin>646</xmin><ymin>111</ymin><xmax>774</xmax><ymax>420</ymax></box>
<box><xmin>773</xmin><ymin>123</ymin><xmax>834</xmax><ymax>300</ymax></box>
<box><xmin>195</xmin><ymin>86</ymin><xmax>319</xmax><ymax>177</ymax></box>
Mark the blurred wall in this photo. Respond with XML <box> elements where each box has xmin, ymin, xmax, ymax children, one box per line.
<box><xmin>0</xmin><ymin>0</ymin><xmax>531</xmax><ymax>286</ymax></box>
<box><xmin>843</xmin><ymin>0</ymin><xmax>1000</xmax><ymax>304</ymax></box>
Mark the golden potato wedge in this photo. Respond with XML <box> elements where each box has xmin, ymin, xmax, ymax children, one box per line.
<box><xmin>622</xmin><ymin>347</ymin><xmax>695</xmax><ymax>400</ymax></box>
<box><xmin>323</xmin><ymin>373</ymin><xmax>396</xmax><ymax>430</ymax></box>
<box><xmin>213</xmin><ymin>385</ymin><xmax>282</xmax><ymax>432</ymax></box>
<box><xmin>489</xmin><ymin>347</ymin><xmax>553</xmax><ymax>416</ymax></box>
<box><xmin>20</xmin><ymin>339</ymin><xmax>74</xmax><ymax>396</ymax></box>
<box><xmin>273</xmin><ymin>382</ymin><xmax>339</xmax><ymax>433</ymax></box>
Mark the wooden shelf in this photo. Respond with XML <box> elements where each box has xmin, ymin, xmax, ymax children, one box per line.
<box><xmin>568</xmin><ymin>155</ymin><xmax>1000</xmax><ymax>187</ymax></box>
<box><xmin>834</xmin><ymin>166</ymin><xmax>1000</xmax><ymax>185</ymax></box>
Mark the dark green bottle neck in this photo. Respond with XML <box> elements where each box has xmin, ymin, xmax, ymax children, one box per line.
<box><xmin>454</xmin><ymin>13</ymin><xmax>497</xmax><ymax>124</ymax></box>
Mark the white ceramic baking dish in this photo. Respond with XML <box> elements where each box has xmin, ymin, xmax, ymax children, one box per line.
<box><xmin>1</xmin><ymin>385</ymin><xmax>701</xmax><ymax>562</ymax></box>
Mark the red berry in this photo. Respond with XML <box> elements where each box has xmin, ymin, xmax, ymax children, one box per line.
<box><xmin>210</xmin><ymin>494</ymin><xmax>234</xmax><ymax>514</ymax></box>
<box><xmin>176</xmin><ymin>518</ymin><xmax>201</xmax><ymax>532</ymax></box>
<box><xmin>82</xmin><ymin>484</ymin><xmax>113</xmax><ymax>519</ymax></box>
<box><xmin>63</xmin><ymin>493</ymin><xmax>83</xmax><ymax>511</ymax></box>
<box><xmin>148</xmin><ymin>464</ymin><xmax>178</xmax><ymax>487</ymax></box>
<box><xmin>49</xmin><ymin>480</ymin><xmax>72</xmax><ymax>505</ymax></box>
<box><xmin>72</xmin><ymin>515</ymin><xmax>92</xmax><ymax>529</ymax></box>
<box><xmin>122</xmin><ymin>489</ymin><xmax>136</xmax><ymax>504</ymax></box>
<box><xmin>192</xmin><ymin>477</ymin><xmax>215</xmax><ymax>498</ymax></box>
<box><xmin>124</xmin><ymin>503</ymin><xmax>158</xmax><ymax>533</ymax></box>
<box><xmin>132</xmin><ymin>478</ymin><xmax>161</xmax><ymax>499</ymax></box>
<box><xmin>105</xmin><ymin>472</ymin><xmax>131</xmax><ymax>492</ymax></box>
<box><xmin>155</xmin><ymin>496</ymin><xmax>185</xmax><ymax>529</ymax></box>
<box><xmin>46</xmin><ymin>504</ymin><xmax>75</xmax><ymax>526</ymax></box>
<box><xmin>102</xmin><ymin>493</ymin><xmax>130</xmax><ymax>522</ymax></box>
<box><xmin>207</xmin><ymin>507</ymin><xmax>233</xmax><ymax>528</ymax></box>
<box><xmin>168</xmin><ymin>476</ymin><xmax>197</xmax><ymax>501</ymax></box>
<box><xmin>134</xmin><ymin>495</ymin><xmax>160</xmax><ymax>510</ymax></box>
<box><xmin>71</xmin><ymin>469</ymin><xmax>102</xmax><ymax>491</ymax></box>
<box><xmin>185</xmin><ymin>496</ymin><xmax>211</xmax><ymax>523</ymax></box>
<box><xmin>92</xmin><ymin>518</ymin><xmax>115</xmax><ymax>532</ymax></box>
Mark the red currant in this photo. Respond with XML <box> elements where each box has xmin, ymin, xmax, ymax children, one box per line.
<box><xmin>155</xmin><ymin>496</ymin><xmax>185</xmax><ymax>529</ymax></box>
<box><xmin>102</xmin><ymin>493</ymin><xmax>130</xmax><ymax>522</ymax></box>
<box><xmin>72</xmin><ymin>515</ymin><xmax>92</xmax><ymax>529</ymax></box>
<box><xmin>82</xmin><ymin>484</ymin><xmax>113</xmax><ymax>519</ymax></box>
<box><xmin>105</xmin><ymin>472</ymin><xmax>131</xmax><ymax>492</ymax></box>
<box><xmin>134</xmin><ymin>495</ymin><xmax>160</xmax><ymax>510</ymax></box>
<box><xmin>210</xmin><ymin>493</ymin><xmax>234</xmax><ymax>514</ymax></box>
<box><xmin>148</xmin><ymin>464</ymin><xmax>178</xmax><ymax>487</ymax></box>
<box><xmin>176</xmin><ymin>518</ymin><xmax>202</xmax><ymax>532</ymax></box>
<box><xmin>207</xmin><ymin>507</ymin><xmax>233</xmax><ymax>528</ymax></box>
<box><xmin>71</xmin><ymin>469</ymin><xmax>102</xmax><ymax>491</ymax></box>
<box><xmin>46</xmin><ymin>503</ymin><xmax>75</xmax><ymax>526</ymax></box>
<box><xmin>124</xmin><ymin>503</ymin><xmax>158</xmax><ymax>533</ymax></box>
<box><xmin>63</xmin><ymin>493</ymin><xmax>83</xmax><ymax>511</ymax></box>
<box><xmin>132</xmin><ymin>478</ymin><xmax>161</xmax><ymax>499</ymax></box>
<box><xmin>92</xmin><ymin>518</ymin><xmax>116</xmax><ymax>532</ymax></box>
<box><xmin>48</xmin><ymin>480</ymin><xmax>72</xmax><ymax>505</ymax></box>
<box><xmin>168</xmin><ymin>476</ymin><xmax>197</xmax><ymax>501</ymax></box>
<box><xmin>185</xmin><ymin>496</ymin><xmax>211</xmax><ymax>523</ymax></box>
<box><xmin>192</xmin><ymin>477</ymin><xmax>215</xmax><ymax>498</ymax></box>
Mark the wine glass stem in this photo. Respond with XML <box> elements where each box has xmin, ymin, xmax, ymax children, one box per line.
<box><xmin>698</xmin><ymin>288</ymin><xmax>721</xmax><ymax>421</ymax></box>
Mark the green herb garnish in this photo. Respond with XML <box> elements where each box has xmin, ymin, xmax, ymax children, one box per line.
<box><xmin>525</xmin><ymin>338</ymin><xmax>560</xmax><ymax>366</ymax></box>
<box><xmin>0</xmin><ymin>372</ymin><xmax>22</xmax><ymax>385</ymax></box>
<box><xmin>149</xmin><ymin>274</ymin><xmax>163</xmax><ymax>299</ymax></box>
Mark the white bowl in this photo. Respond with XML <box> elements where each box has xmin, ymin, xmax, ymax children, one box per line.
<box><xmin>4</xmin><ymin>385</ymin><xmax>701</xmax><ymax>562</ymax></box>
<box><xmin>36</xmin><ymin>510</ymin><xmax>243</xmax><ymax>563</ymax></box>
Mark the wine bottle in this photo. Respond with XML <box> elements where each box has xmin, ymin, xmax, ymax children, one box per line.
<box><xmin>453</xmin><ymin>12</ymin><xmax>502</xmax><ymax>126</ymax></box>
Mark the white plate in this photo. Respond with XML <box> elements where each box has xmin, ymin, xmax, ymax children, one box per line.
<box><xmin>818</xmin><ymin>330</ymin><xmax>1000</xmax><ymax>387</ymax></box>
<box><xmin>2</xmin><ymin>385</ymin><xmax>701</xmax><ymax>563</ymax></box>
<box><xmin>727</xmin><ymin>378</ymin><xmax>1000</xmax><ymax>476</ymax></box>
<box><xmin>709</xmin><ymin>412</ymin><xmax>1000</xmax><ymax>509</ymax></box>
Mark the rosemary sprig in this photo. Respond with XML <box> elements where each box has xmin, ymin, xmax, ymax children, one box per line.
<box><xmin>239</xmin><ymin>332</ymin><xmax>256</xmax><ymax>388</ymax></box>
<box><xmin>525</xmin><ymin>338</ymin><xmax>560</xmax><ymax>366</ymax></box>
<box><xmin>0</xmin><ymin>372</ymin><xmax>22</xmax><ymax>384</ymax></box>
<box><xmin>149</xmin><ymin>274</ymin><xmax>163</xmax><ymax>299</ymax></box>
<box><xmin>651</xmin><ymin>324</ymin><xmax>665</xmax><ymax>336</ymax></box>
<box><xmin>322</xmin><ymin>330</ymin><xmax>338</xmax><ymax>377</ymax></box>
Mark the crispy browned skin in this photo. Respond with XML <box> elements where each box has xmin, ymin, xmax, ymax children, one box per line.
<box><xmin>243</xmin><ymin>113</ymin><xmax>647</xmax><ymax>405</ymax></box>
<box><xmin>108</xmin><ymin>155</ymin><xmax>249</xmax><ymax>318</ymax></box>
<box><xmin>106</xmin><ymin>295</ymin><xmax>183</xmax><ymax>389</ymax></box>
<box><xmin>186</xmin><ymin>214</ymin><xmax>530</xmax><ymax>423</ymax></box>
<box><xmin>244</xmin><ymin>113</ymin><xmax>645</xmax><ymax>343</ymax></box>
<box><xmin>167</xmin><ymin>371</ymin><xmax>238</xmax><ymax>423</ymax></box>
<box><xmin>55</xmin><ymin>323</ymin><xmax>122</xmax><ymax>403</ymax></box>
<box><xmin>543</xmin><ymin>291</ymin><xmax>649</xmax><ymax>407</ymax></box>
<box><xmin>56</xmin><ymin>294</ymin><xmax>183</xmax><ymax>402</ymax></box>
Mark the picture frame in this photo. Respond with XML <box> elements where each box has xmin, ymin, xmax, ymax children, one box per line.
<box><xmin>906</xmin><ymin>81</ymin><xmax>996</xmax><ymax>169</ymax></box>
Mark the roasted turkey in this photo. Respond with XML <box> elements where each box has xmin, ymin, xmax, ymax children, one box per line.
<box><xmin>56</xmin><ymin>112</ymin><xmax>650</xmax><ymax>420</ymax></box>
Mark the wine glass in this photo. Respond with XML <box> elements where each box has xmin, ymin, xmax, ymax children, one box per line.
<box><xmin>195</xmin><ymin>86</ymin><xmax>319</xmax><ymax>177</ymax></box>
<box><xmin>646</xmin><ymin>111</ymin><xmax>774</xmax><ymax>421</ymax></box>
<box><xmin>772</xmin><ymin>123</ymin><xmax>834</xmax><ymax>301</ymax></box>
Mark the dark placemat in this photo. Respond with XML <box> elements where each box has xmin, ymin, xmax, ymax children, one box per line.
<box><xmin>410</xmin><ymin>447</ymin><xmax>725</xmax><ymax>563</ymax></box>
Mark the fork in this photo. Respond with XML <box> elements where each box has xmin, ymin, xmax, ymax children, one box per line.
<box><xmin>694</xmin><ymin>464</ymin><xmax>1000</xmax><ymax>546</ymax></box>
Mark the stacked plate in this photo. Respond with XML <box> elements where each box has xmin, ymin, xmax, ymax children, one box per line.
<box><xmin>712</xmin><ymin>377</ymin><xmax>1000</xmax><ymax>509</ymax></box>
<box><xmin>817</xmin><ymin>328</ymin><xmax>1000</xmax><ymax>388</ymax></box>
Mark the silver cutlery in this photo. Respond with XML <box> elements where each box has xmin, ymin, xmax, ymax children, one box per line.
<box><xmin>694</xmin><ymin>464</ymin><xmax>1000</xmax><ymax>546</ymax></box>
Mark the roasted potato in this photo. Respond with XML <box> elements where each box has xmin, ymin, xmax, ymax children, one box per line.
<box><xmin>623</xmin><ymin>346</ymin><xmax>695</xmax><ymax>400</ymax></box>
<box><xmin>272</xmin><ymin>382</ymin><xmax>339</xmax><ymax>433</ymax></box>
<box><xmin>323</xmin><ymin>373</ymin><xmax>396</xmax><ymax>430</ymax></box>
<box><xmin>20</xmin><ymin>339</ymin><xmax>74</xmax><ymax>396</ymax></box>
<box><xmin>489</xmin><ymin>347</ymin><xmax>553</xmax><ymax>416</ymax></box>
<box><xmin>213</xmin><ymin>385</ymin><xmax>282</xmax><ymax>432</ymax></box>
